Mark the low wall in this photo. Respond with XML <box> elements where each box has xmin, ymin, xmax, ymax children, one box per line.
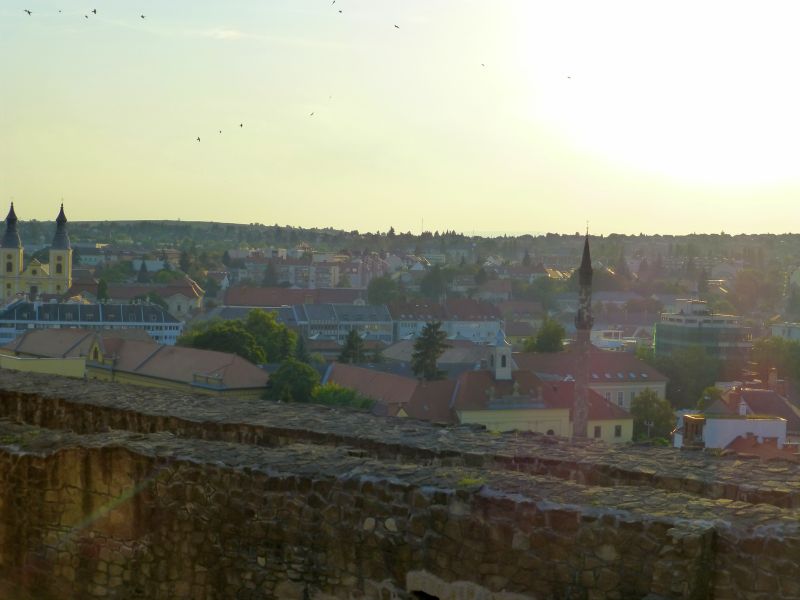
<box><xmin>0</xmin><ymin>372</ymin><xmax>798</xmax><ymax>599</ymax></box>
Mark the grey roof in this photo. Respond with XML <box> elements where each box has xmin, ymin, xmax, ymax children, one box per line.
<box><xmin>0</xmin><ymin>301</ymin><xmax>179</xmax><ymax>324</ymax></box>
<box><xmin>331</xmin><ymin>303</ymin><xmax>391</xmax><ymax>322</ymax></box>
<box><xmin>302</xmin><ymin>304</ymin><xmax>337</xmax><ymax>322</ymax></box>
<box><xmin>51</xmin><ymin>204</ymin><xmax>71</xmax><ymax>250</ymax></box>
<box><xmin>1</xmin><ymin>203</ymin><xmax>21</xmax><ymax>249</ymax></box>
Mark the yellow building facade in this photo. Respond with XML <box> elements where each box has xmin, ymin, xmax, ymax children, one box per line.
<box><xmin>0</xmin><ymin>204</ymin><xmax>73</xmax><ymax>302</ymax></box>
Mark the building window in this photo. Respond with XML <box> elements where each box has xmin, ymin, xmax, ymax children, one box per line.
<box><xmin>546</xmin><ymin>429</ymin><xmax>555</xmax><ymax>435</ymax></box>
<box><xmin>57</xmin><ymin>256</ymin><xmax>62</xmax><ymax>262</ymax></box>
<box><xmin>604</xmin><ymin>392</ymin><xmax>611</xmax><ymax>402</ymax></box>
<box><xmin>56</xmin><ymin>264</ymin><xmax>62</xmax><ymax>274</ymax></box>
<box><xmin>501</xmin><ymin>355</ymin><xmax>507</xmax><ymax>368</ymax></box>
<box><xmin>92</xmin><ymin>348</ymin><xmax>99</xmax><ymax>361</ymax></box>
<box><xmin>5</xmin><ymin>262</ymin><xmax>11</xmax><ymax>273</ymax></box>
<box><xmin>614</xmin><ymin>425</ymin><xmax>622</xmax><ymax>438</ymax></box>
<box><xmin>617</xmin><ymin>391</ymin><xmax>624</xmax><ymax>406</ymax></box>
<box><xmin>593</xmin><ymin>425</ymin><xmax>601</xmax><ymax>438</ymax></box>
<box><xmin>32</xmin><ymin>270</ymin><xmax>37</xmax><ymax>276</ymax></box>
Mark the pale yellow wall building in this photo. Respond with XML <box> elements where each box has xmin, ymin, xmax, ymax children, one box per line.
<box><xmin>0</xmin><ymin>204</ymin><xmax>73</xmax><ymax>301</ymax></box>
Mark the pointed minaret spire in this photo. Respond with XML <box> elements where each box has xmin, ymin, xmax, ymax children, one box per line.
<box><xmin>575</xmin><ymin>233</ymin><xmax>593</xmax><ymax>330</ymax></box>
<box><xmin>1</xmin><ymin>203</ymin><xmax>22</xmax><ymax>249</ymax></box>
<box><xmin>573</xmin><ymin>232</ymin><xmax>593</xmax><ymax>439</ymax></box>
<box><xmin>51</xmin><ymin>203</ymin><xmax>71</xmax><ymax>249</ymax></box>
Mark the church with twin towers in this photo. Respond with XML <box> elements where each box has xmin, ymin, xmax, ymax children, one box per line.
<box><xmin>0</xmin><ymin>203</ymin><xmax>73</xmax><ymax>302</ymax></box>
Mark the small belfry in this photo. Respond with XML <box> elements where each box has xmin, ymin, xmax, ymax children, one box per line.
<box><xmin>573</xmin><ymin>232</ymin><xmax>593</xmax><ymax>438</ymax></box>
<box><xmin>0</xmin><ymin>204</ymin><xmax>73</xmax><ymax>302</ymax></box>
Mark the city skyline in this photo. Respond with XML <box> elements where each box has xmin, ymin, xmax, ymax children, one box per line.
<box><xmin>5</xmin><ymin>1</ymin><xmax>800</xmax><ymax>235</ymax></box>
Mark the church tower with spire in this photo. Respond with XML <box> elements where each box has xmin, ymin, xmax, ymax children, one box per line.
<box><xmin>573</xmin><ymin>233</ymin><xmax>594</xmax><ymax>438</ymax></box>
<box><xmin>48</xmin><ymin>204</ymin><xmax>73</xmax><ymax>295</ymax></box>
<box><xmin>1</xmin><ymin>204</ymin><xmax>23</xmax><ymax>290</ymax></box>
<box><xmin>0</xmin><ymin>204</ymin><xmax>73</xmax><ymax>302</ymax></box>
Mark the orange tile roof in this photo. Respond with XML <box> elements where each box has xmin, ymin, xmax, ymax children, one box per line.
<box><xmin>100</xmin><ymin>340</ymin><xmax>268</xmax><ymax>390</ymax></box>
<box><xmin>224</xmin><ymin>286</ymin><xmax>365</xmax><ymax>306</ymax></box>
<box><xmin>514</xmin><ymin>346</ymin><xmax>668</xmax><ymax>383</ymax></box>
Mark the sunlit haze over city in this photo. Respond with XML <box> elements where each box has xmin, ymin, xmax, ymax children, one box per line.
<box><xmin>4</xmin><ymin>0</ymin><xmax>800</xmax><ymax>233</ymax></box>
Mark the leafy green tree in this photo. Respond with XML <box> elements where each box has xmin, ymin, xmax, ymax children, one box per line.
<box><xmin>339</xmin><ymin>329</ymin><xmax>366</xmax><ymax>364</ymax></box>
<box><xmin>636</xmin><ymin>346</ymin><xmax>720</xmax><ymax>409</ymax></box>
<box><xmin>474</xmin><ymin>267</ymin><xmax>489</xmax><ymax>286</ymax></box>
<box><xmin>97</xmin><ymin>278</ymin><xmax>109</xmax><ymax>302</ymax></box>
<box><xmin>697</xmin><ymin>386</ymin><xmax>723</xmax><ymax>411</ymax></box>
<box><xmin>337</xmin><ymin>272</ymin><xmax>351</xmax><ymax>288</ymax></box>
<box><xmin>752</xmin><ymin>336</ymin><xmax>800</xmax><ymax>384</ymax></box>
<box><xmin>411</xmin><ymin>321</ymin><xmax>450</xmax><ymax>380</ymax></box>
<box><xmin>522</xmin><ymin>249</ymin><xmax>531</xmax><ymax>267</ymax></box>
<box><xmin>264</xmin><ymin>358</ymin><xmax>320</xmax><ymax>402</ymax></box>
<box><xmin>245</xmin><ymin>309</ymin><xmax>296</xmax><ymax>362</ymax></box>
<box><xmin>179</xmin><ymin>320</ymin><xmax>266</xmax><ymax>364</ymax></box>
<box><xmin>630</xmin><ymin>388</ymin><xmax>674</xmax><ymax>440</ymax></box>
<box><xmin>420</xmin><ymin>266</ymin><xmax>452</xmax><ymax>300</ymax></box>
<box><xmin>528</xmin><ymin>317</ymin><xmax>565</xmax><ymax>353</ymax></box>
<box><xmin>312</xmin><ymin>383</ymin><xmax>374</xmax><ymax>410</ymax></box>
<box><xmin>294</xmin><ymin>335</ymin><xmax>311</xmax><ymax>363</ymax></box>
<box><xmin>262</xmin><ymin>261</ymin><xmax>279</xmax><ymax>287</ymax></box>
<box><xmin>136</xmin><ymin>261</ymin><xmax>149</xmax><ymax>283</ymax></box>
<box><xmin>367</xmin><ymin>276</ymin><xmax>400</xmax><ymax>305</ymax></box>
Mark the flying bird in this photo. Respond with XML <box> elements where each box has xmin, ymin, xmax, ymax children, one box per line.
<box><xmin>481</xmin><ymin>63</ymin><xmax>485</xmax><ymax>67</ymax></box>
<box><xmin>219</xmin><ymin>130</ymin><xmax>222</xmax><ymax>134</ymax></box>
<box><xmin>92</xmin><ymin>9</ymin><xmax>97</xmax><ymax>14</ymax></box>
<box><xmin>196</xmin><ymin>137</ymin><xmax>201</xmax><ymax>142</ymax></box>
<box><xmin>310</xmin><ymin>112</ymin><xmax>314</xmax><ymax>116</ymax></box>
<box><xmin>85</xmin><ymin>15</ymin><xmax>89</xmax><ymax>19</ymax></box>
<box><xmin>239</xmin><ymin>123</ymin><xmax>243</xmax><ymax>128</ymax></box>
<box><xmin>24</xmin><ymin>9</ymin><xmax>32</xmax><ymax>15</ymax></box>
<box><xmin>394</xmin><ymin>24</ymin><xmax>399</xmax><ymax>28</ymax></box>
<box><xmin>338</xmin><ymin>10</ymin><xmax>342</xmax><ymax>13</ymax></box>
<box><xmin>140</xmin><ymin>14</ymin><xmax>146</xmax><ymax>19</ymax></box>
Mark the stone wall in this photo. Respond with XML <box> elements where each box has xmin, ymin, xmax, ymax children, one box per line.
<box><xmin>0</xmin><ymin>372</ymin><xmax>798</xmax><ymax>599</ymax></box>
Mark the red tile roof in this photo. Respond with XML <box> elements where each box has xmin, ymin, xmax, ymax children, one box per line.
<box><xmin>325</xmin><ymin>363</ymin><xmax>456</xmax><ymax>423</ymax></box>
<box><xmin>712</xmin><ymin>389</ymin><xmax>800</xmax><ymax>432</ymax></box>
<box><xmin>224</xmin><ymin>286</ymin><xmax>364</xmax><ymax>307</ymax></box>
<box><xmin>451</xmin><ymin>370</ymin><xmax>631</xmax><ymax>421</ymax></box>
<box><xmin>2</xmin><ymin>328</ymin><xmax>153</xmax><ymax>358</ymax></box>
<box><xmin>99</xmin><ymin>339</ymin><xmax>268</xmax><ymax>390</ymax></box>
<box><xmin>68</xmin><ymin>278</ymin><xmax>204</xmax><ymax>301</ymax></box>
<box><xmin>513</xmin><ymin>346</ymin><xmax>668</xmax><ymax>383</ymax></box>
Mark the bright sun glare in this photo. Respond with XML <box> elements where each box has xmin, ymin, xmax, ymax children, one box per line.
<box><xmin>516</xmin><ymin>1</ymin><xmax>800</xmax><ymax>185</ymax></box>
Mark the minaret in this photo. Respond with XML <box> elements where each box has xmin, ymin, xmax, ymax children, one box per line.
<box><xmin>573</xmin><ymin>233</ymin><xmax>593</xmax><ymax>438</ymax></box>
<box><xmin>1</xmin><ymin>204</ymin><xmax>23</xmax><ymax>300</ymax></box>
<box><xmin>48</xmin><ymin>204</ymin><xmax>73</xmax><ymax>295</ymax></box>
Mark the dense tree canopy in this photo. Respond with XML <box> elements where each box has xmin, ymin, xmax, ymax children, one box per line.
<box><xmin>179</xmin><ymin>320</ymin><xmax>266</xmax><ymax>364</ymax></box>
<box><xmin>524</xmin><ymin>317</ymin><xmax>565</xmax><ymax>353</ymax></box>
<box><xmin>367</xmin><ymin>275</ymin><xmax>400</xmax><ymax>305</ymax></box>
<box><xmin>264</xmin><ymin>358</ymin><xmax>319</xmax><ymax>402</ymax></box>
<box><xmin>630</xmin><ymin>388</ymin><xmax>674</xmax><ymax>440</ymax></box>
<box><xmin>339</xmin><ymin>329</ymin><xmax>366</xmax><ymax>364</ymax></box>
<box><xmin>636</xmin><ymin>346</ymin><xmax>721</xmax><ymax>409</ymax></box>
<box><xmin>179</xmin><ymin>309</ymin><xmax>295</xmax><ymax>364</ymax></box>
<box><xmin>411</xmin><ymin>321</ymin><xmax>450</xmax><ymax>380</ymax></box>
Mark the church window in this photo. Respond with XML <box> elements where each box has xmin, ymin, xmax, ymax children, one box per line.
<box><xmin>501</xmin><ymin>354</ymin><xmax>507</xmax><ymax>368</ymax></box>
<box><xmin>56</xmin><ymin>264</ymin><xmax>62</xmax><ymax>274</ymax></box>
<box><xmin>92</xmin><ymin>348</ymin><xmax>99</xmax><ymax>361</ymax></box>
<box><xmin>5</xmin><ymin>262</ymin><xmax>11</xmax><ymax>273</ymax></box>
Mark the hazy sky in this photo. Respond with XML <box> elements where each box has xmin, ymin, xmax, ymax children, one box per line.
<box><xmin>4</xmin><ymin>0</ymin><xmax>800</xmax><ymax>235</ymax></box>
